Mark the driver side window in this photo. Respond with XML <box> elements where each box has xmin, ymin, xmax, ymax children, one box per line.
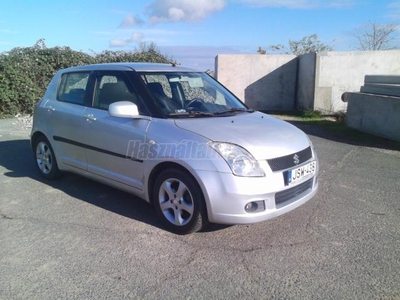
<box><xmin>94</xmin><ymin>74</ymin><xmax>138</xmax><ymax>110</ymax></box>
<box><xmin>142</xmin><ymin>74</ymin><xmax>183</xmax><ymax>114</ymax></box>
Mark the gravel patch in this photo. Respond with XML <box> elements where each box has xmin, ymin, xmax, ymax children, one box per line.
<box><xmin>13</xmin><ymin>114</ymin><xmax>33</xmax><ymax>130</ymax></box>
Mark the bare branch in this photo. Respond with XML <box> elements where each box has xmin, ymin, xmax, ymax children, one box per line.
<box><xmin>353</xmin><ymin>21</ymin><xmax>399</xmax><ymax>51</ymax></box>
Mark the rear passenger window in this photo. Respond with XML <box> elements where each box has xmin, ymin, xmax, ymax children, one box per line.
<box><xmin>57</xmin><ymin>72</ymin><xmax>90</xmax><ymax>105</ymax></box>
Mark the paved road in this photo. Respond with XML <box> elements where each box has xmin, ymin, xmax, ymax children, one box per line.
<box><xmin>1</xmin><ymin>117</ymin><xmax>399</xmax><ymax>300</ymax></box>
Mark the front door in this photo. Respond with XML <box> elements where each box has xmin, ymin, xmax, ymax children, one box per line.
<box><xmin>81</xmin><ymin>71</ymin><xmax>150</xmax><ymax>191</ymax></box>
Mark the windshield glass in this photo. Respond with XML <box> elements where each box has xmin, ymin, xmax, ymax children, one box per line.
<box><xmin>140</xmin><ymin>72</ymin><xmax>249</xmax><ymax>117</ymax></box>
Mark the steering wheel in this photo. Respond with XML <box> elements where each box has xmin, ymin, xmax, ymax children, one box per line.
<box><xmin>185</xmin><ymin>98</ymin><xmax>205</xmax><ymax>110</ymax></box>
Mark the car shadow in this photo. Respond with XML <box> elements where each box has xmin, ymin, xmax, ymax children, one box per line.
<box><xmin>0</xmin><ymin>139</ymin><xmax>164</xmax><ymax>231</ymax></box>
<box><xmin>287</xmin><ymin>120</ymin><xmax>400</xmax><ymax>151</ymax></box>
<box><xmin>0</xmin><ymin>139</ymin><xmax>232</xmax><ymax>234</ymax></box>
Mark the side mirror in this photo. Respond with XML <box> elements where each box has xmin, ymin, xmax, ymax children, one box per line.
<box><xmin>108</xmin><ymin>101</ymin><xmax>139</xmax><ymax>118</ymax></box>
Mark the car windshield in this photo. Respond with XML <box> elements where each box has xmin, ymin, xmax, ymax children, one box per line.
<box><xmin>140</xmin><ymin>72</ymin><xmax>251</xmax><ymax>117</ymax></box>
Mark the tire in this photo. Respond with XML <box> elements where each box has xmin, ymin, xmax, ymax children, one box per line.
<box><xmin>33</xmin><ymin>135</ymin><xmax>61</xmax><ymax>180</ymax></box>
<box><xmin>153</xmin><ymin>169</ymin><xmax>208</xmax><ymax>234</ymax></box>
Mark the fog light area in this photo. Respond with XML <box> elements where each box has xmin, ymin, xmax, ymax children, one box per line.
<box><xmin>244</xmin><ymin>200</ymin><xmax>265</xmax><ymax>213</ymax></box>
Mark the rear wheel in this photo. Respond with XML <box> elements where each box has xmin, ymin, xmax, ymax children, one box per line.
<box><xmin>34</xmin><ymin>135</ymin><xmax>60</xmax><ymax>180</ymax></box>
<box><xmin>153</xmin><ymin>169</ymin><xmax>208</xmax><ymax>234</ymax></box>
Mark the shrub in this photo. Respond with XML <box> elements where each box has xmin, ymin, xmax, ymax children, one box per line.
<box><xmin>0</xmin><ymin>39</ymin><xmax>174</xmax><ymax>116</ymax></box>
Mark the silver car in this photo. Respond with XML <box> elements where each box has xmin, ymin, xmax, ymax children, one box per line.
<box><xmin>31</xmin><ymin>63</ymin><xmax>319</xmax><ymax>234</ymax></box>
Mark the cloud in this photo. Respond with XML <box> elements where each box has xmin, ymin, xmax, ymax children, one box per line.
<box><xmin>130</xmin><ymin>32</ymin><xmax>144</xmax><ymax>41</ymax></box>
<box><xmin>119</xmin><ymin>14</ymin><xmax>144</xmax><ymax>27</ymax></box>
<box><xmin>108</xmin><ymin>29</ymin><xmax>191</xmax><ymax>48</ymax></box>
<box><xmin>139</xmin><ymin>29</ymin><xmax>191</xmax><ymax>36</ymax></box>
<box><xmin>146</xmin><ymin>0</ymin><xmax>226</xmax><ymax>24</ymax></box>
<box><xmin>109</xmin><ymin>32</ymin><xmax>144</xmax><ymax>47</ymax></box>
<box><xmin>109</xmin><ymin>39</ymin><xmax>129</xmax><ymax>47</ymax></box>
<box><xmin>237</xmin><ymin>0</ymin><xmax>355</xmax><ymax>9</ymax></box>
<box><xmin>0</xmin><ymin>29</ymin><xmax>19</xmax><ymax>34</ymax></box>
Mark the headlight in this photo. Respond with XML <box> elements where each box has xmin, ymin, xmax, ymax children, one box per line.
<box><xmin>209</xmin><ymin>142</ymin><xmax>265</xmax><ymax>177</ymax></box>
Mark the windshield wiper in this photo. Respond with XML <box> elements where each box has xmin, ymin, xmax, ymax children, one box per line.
<box><xmin>168</xmin><ymin>111</ymin><xmax>214</xmax><ymax>118</ymax></box>
<box><xmin>213</xmin><ymin>108</ymin><xmax>255</xmax><ymax>115</ymax></box>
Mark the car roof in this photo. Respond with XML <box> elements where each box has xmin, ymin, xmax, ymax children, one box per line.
<box><xmin>60</xmin><ymin>62</ymin><xmax>199</xmax><ymax>73</ymax></box>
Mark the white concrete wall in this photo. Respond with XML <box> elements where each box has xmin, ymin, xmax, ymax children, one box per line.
<box><xmin>314</xmin><ymin>50</ymin><xmax>400</xmax><ymax>112</ymax></box>
<box><xmin>216</xmin><ymin>54</ymin><xmax>297</xmax><ymax>110</ymax></box>
<box><xmin>215</xmin><ymin>50</ymin><xmax>400</xmax><ymax>112</ymax></box>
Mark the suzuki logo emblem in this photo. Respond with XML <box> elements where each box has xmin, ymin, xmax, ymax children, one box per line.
<box><xmin>293</xmin><ymin>154</ymin><xmax>300</xmax><ymax>165</ymax></box>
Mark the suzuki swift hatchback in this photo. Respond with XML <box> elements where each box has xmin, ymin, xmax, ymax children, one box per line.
<box><xmin>31</xmin><ymin>63</ymin><xmax>318</xmax><ymax>234</ymax></box>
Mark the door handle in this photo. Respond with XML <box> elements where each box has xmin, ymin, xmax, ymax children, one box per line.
<box><xmin>85</xmin><ymin>114</ymin><xmax>97</xmax><ymax>122</ymax></box>
<box><xmin>47</xmin><ymin>106</ymin><xmax>55</xmax><ymax>112</ymax></box>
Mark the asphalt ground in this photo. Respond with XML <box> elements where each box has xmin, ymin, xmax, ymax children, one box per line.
<box><xmin>0</xmin><ymin>116</ymin><xmax>399</xmax><ymax>300</ymax></box>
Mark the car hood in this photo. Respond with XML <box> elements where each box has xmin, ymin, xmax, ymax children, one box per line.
<box><xmin>174</xmin><ymin>112</ymin><xmax>310</xmax><ymax>160</ymax></box>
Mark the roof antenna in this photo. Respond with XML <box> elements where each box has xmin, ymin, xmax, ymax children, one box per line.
<box><xmin>170</xmin><ymin>61</ymin><xmax>179</xmax><ymax>67</ymax></box>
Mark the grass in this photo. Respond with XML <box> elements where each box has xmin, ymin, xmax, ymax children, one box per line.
<box><xmin>263</xmin><ymin>110</ymin><xmax>323</xmax><ymax>120</ymax></box>
<box><xmin>299</xmin><ymin>110</ymin><xmax>323</xmax><ymax>120</ymax></box>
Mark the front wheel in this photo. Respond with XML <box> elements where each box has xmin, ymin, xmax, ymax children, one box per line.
<box><xmin>153</xmin><ymin>169</ymin><xmax>208</xmax><ymax>234</ymax></box>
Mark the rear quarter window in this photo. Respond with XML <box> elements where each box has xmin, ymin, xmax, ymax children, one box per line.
<box><xmin>57</xmin><ymin>72</ymin><xmax>90</xmax><ymax>105</ymax></box>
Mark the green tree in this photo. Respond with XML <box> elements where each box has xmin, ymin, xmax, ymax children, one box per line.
<box><xmin>289</xmin><ymin>34</ymin><xmax>333</xmax><ymax>55</ymax></box>
<box><xmin>262</xmin><ymin>34</ymin><xmax>334</xmax><ymax>55</ymax></box>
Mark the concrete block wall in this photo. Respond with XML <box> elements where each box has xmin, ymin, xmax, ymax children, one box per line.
<box><xmin>360</xmin><ymin>75</ymin><xmax>400</xmax><ymax>97</ymax></box>
<box><xmin>346</xmin><ymin>96</ymin><xmax>400</xmax><ymax>142</ymax></box>
<box><xmin>314</xmin><ymin>51</ymin><xmax>400</xmax><ymax>112</ymax></box>
<box><xmin>215</xmin><ymin>54</ymin><xmax>297</xmax><ymax>111</ymax></box>
<box><xmin>216</xmin><ymin>50</ymin><xmax>400</xmax><ymax>112</ymax></box>
<box><xmin>344</xmin><ymin>75</ymin><xmax>400</xmax><ymax>142</ymax></box>
<box><xmin>296</xmin><ymin>53</ymin><xmax>316</xmax><ymax>110</ymax></box>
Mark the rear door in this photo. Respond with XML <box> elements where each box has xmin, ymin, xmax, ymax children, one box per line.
<box><xmin>43</xmin><ymin>71</ymin><xmax>91</xmax><ymax>170</ymax></box>
<box><xmin>81</xmin><ymin>71</ymin><xmax>150</xmax><ymax>191</ymax></box>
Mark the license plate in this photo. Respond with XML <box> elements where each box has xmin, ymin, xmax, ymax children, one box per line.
<box><xmin>284</xmin><ymin>161</ymin><xmax>316</xmax><ymax>186</ymax></box>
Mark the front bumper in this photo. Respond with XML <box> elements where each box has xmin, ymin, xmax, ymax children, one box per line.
<box><xmin>194</xmin><ymin>161</ymin><xmax>319</xmax><ymax>225</ymax></box>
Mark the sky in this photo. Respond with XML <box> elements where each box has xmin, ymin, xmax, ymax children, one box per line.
<box><xmin>0</xmin><ymin>0</ymin><xmax>399</xmax><ymax>70</ymax></box>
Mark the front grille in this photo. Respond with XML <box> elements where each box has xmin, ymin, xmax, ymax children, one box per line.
<box><xmin>267</xmin><ymin>147</ymin><xmax>312</xmax><ymax>172</ymax></box>
<box><xmin>275</xmin><ymin>178</ymin><xmax>313</xmax><ymax>206</ymax></box>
